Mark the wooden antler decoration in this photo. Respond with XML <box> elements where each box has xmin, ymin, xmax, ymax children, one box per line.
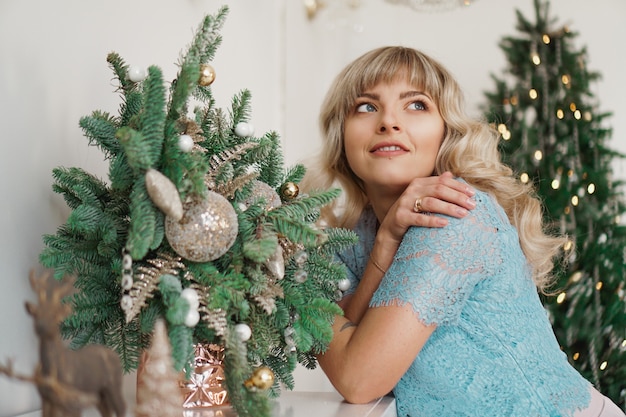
<box><xmin>1</xmin><ymin>269</ymin><xmax>126</xmax><ymax>417</ymax></box>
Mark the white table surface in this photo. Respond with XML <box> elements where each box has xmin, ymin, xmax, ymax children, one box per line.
<box><xmin>15</xmin><ymin>391</ymin><xmax>397</xmax><ymax>417</ymax></box>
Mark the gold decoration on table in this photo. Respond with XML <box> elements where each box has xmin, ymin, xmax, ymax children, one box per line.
<box><xmin>180</xmin><ymin>344</ymin><xmax>230</xmax><ymax>408</ymax></box>
<box><xmin>136</xmin><ymin>320</ymin><xmax>182</xmax><ymax>417</ymax></box>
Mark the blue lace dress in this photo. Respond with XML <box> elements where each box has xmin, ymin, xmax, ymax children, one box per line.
<box><xmin>337</xmin><ymin>188</ymin><xmax>592</xmax><ymax>417</ymax></box>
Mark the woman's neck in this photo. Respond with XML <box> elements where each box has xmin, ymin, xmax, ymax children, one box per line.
<box><xmin>365</xmin><ymin>185</ymin><xmax>402</xmax><ymax>224</ymax></box>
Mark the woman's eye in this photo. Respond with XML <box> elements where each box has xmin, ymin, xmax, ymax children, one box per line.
<box><xmin>356</xmin><ymin>103</ymin><xmax>376</xmax><ymax>113</ymax></box>
<box><xmin>409</xmin><ymin>101</ymin><xmax>426</xmax><ymax>111</ymax></box>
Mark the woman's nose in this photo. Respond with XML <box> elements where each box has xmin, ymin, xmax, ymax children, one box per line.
<box><xmin>378</xmin><ymin>110</ymin><xmax>400</xmax><ymax>133</ymax></box>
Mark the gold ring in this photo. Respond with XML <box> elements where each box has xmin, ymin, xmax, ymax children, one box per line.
<box><xmin>413</xmin><ymin>197</ymin><xmax>423</xmax><ymax>213</ymax></box>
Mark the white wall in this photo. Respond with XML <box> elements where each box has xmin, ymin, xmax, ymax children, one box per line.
<box><xmin>1</xmin><ymin>0</ymin><xmax>624</xmax><ymax>414</ymax></box>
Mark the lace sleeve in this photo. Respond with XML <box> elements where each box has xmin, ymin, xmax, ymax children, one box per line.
<box><xmin>370</xmin><ymin>200</ymin><xmax>504</xmax><ymax>326</ymax></box>
<box><xmin>336</xmin><ymin>207</ymin><xmax>378</xmax><ymax>296</ymax></box>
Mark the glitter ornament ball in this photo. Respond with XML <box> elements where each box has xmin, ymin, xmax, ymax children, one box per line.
<box><xmin>165</xmin><ymin>192</ymin><xmax>238</xmax><ymax>262</ymax></box>
<box><xmin>242</xmin><ymin>180</ymin><xmax>281</xmax><ymax>210</ymax></box>
<box><xmin>198</xmin><ymin>64</ymin><xmax>216</xmax><ymax>86</ymax></box>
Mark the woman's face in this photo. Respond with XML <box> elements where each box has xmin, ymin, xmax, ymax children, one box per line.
<box><xmin>343</xmin><ymin>77</ymin><xmax>445</xmax><ymax>196</ymax></box>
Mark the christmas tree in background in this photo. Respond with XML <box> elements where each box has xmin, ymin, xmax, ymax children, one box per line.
<box><xmin>484</xmin><ymin>0</ymin><xmax>626</xmax><ymax>408</ymax></box>
<box><xmin>39</xmin><ymin>7</ymin><xmax>356</xmax><ymax>417</ymax></box>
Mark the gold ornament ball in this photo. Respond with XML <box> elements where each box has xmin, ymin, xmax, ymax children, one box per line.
<box><xmin>280</xmin><ymin>182</ymin><xmax>299</xmax><ymax>200</ymax></box>
<box><xmin>198</xmin><ymin>64</ymin><xmax>216</xmax><ymax>86</ymax></box>
<box><xmin>244</xmin><ymin>366</ymin><xmax>275</xmax><ymax>391</ymax></box>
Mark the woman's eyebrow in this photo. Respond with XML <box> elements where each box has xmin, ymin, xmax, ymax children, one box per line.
<box><xmin>356</xmin><ymin>90</ymin><xmax>427</xmax><ymax>100</ymax></box>
<box><xmin>399</xmin><ymin>90</ymin><xmax>426</xmax><ymax>99</ymax></box>
<box><xmin>356</xmin><ymin>92</ymin><xmax>378</xmax><ymax>100</ymax></box>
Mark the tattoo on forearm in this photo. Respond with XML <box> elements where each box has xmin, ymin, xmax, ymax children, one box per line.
<box><xmin>340</xmin><ymin>322</ymin><xmax>356</xmax><ymax>332</ymax></box>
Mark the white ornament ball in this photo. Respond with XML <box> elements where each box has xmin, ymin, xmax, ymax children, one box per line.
<box><xmin>184</xmin><ymin>309</ymin><xmax>200</xmax><ymax>327</ymax></box>
<box><xmin>128</xmin><ymin>66</ymin><xmax>147</xmax><ymax>82</ymax></box>
<box><xmin>121</xmin><ymin>273</ymin><xmax>133</xmax><ymax>290</ymax></box>
<box><xmin>120</xmin><ymin>295</ymin><xmax>133</xmax><ymax>311</ymax></box>
<box><xmin>234</xmin><ymin>323</ymin><xmax>252</xmax><ymax>342</ymax></box>
<box><xmin>165</xmin><ymin>192</ymin><xmax>238</xmax><ymax>262</ymax></box>
<box><xmin>122</xmin><ymin>253</ymin><xmax>133</xmax><ymax>270</ymax></box>
<box><xmin>181</xmin><ymin>288</ymin><xmax>200</xmax><ymax>309</ymax></box>
<box><xmin>178</xmin><ymin>134</ymin><xmax>195</xmax><ymax>153</ymax></box>
<box><xmin>338</xmin><ymin>278</ymin><xmax>351</xmax><ymax>292</ymax></box>
<box><xmin>234</xmin><ymin>122</ymin><xmax>254</xmax><ymax>138</ymax></box>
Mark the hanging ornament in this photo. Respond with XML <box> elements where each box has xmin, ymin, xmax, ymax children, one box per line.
<box><xmin>242</xmin><ymin>180</ymin><xmax>282</xmax><ymax>211</ymax></box>
<box><xmin>184</xmin><ymin>309</ymin><xmax>200</xmax><ymax>327</ymax></box>
<box><xmin>145</xmin><ymin>169</ymin><xmax>183</xmax><ymax>221</ymax></box>
<box><xmin>198</xmin><ymin>64</ymin><xmax>216</xmax><ymax>86</ymax></box>
<box><xmin>121</xmin><ymin>294</ymin><xmax>133</xmax><ymax>311</ymax></box>
<box><xmin>280</xmin><ymin>182</ymin><xmax>299</xmax><ymax>200</ymax></box>
<box><xmin>338</xmin><ymin>278</ymin><xmax>351</xmax><ymax>292</ymax></box>
<box><xmin>165</xmin><ymin>192</ymin><xmax>238</xmax><ymax>262</ymax></box>
<box><xmin>121</xmin><ymin>251</ymin><xmax>134</xmax><ymax>290</ymax></box>
<box><xmin>181</xmin><ymin>287</ymin><xmax>201</xmax><ymax>327</ymax></box>
<box><xmin>283</xmin><ymin>326</ymin><xmax>297</xmax><ymax>355</ymax></box>
<box><xmin>181</xmin><ymin>288</ymin><xmax>200</xmax><ymax>309</ymax></box>
<box><xmin>234</xmin><ymin>323</ymin><xmax>252</xmax><ymax>342</ymax></box>
<box><xmin>265</xmin><ymin>244</ymin><xmax>285</xmax><ymax>280</ymax></box>
<box><xmin>244</xmin><ymin>366</ymin><xmax>275</xmax><ymax>391</ymax></box>
<box><xmin>294</xmin><ymin>269</ymin><xmax>308</xmax><ymax>283</ymax></box>
<box><xmin>293</xmin><ymin>250</ymin><xmax>308</xmax><ymax>266</ymax></box>
<box><xmin>178</xmin><ymin>134</ymin><xmax>195</xmax><ymax>153</ymax></box>
<box><xmin>121</xmin><ymin>249</ymin><xmax>134</xmax><ymax>311</ymax></box>
<box><xmin>234</xmin><ymin>122</ymin><xmax>255</xmax><ymax>138</ymax></box>
<box><xmin>128</xmin><ymin>66</ymin><xmax>147</xmax><ymax>82</ymax></box>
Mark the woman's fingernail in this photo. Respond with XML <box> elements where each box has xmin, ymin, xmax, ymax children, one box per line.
<box><xmin>466</xmin><ymin>187</ymin><xmax>475</xmax><ymax>196</ymax></box>
<box><xmin>457</xmin><ymin>208</ymin><xmax>469</xmax><ymax>217</ymax></box>
<box><xmin>467</xmin><ymin>198</ymin><xmax>476</xmax><ymax>208</ymax></box>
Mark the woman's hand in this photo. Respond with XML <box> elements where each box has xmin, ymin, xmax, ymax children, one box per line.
<box><xmin>377</xmin><ymin>172</ymin><xmax>476</xmax><ymax>250</ymax></box>
<box><xmin>343</xmin><ymin>173</ymin><xmax>475</xmax><ymax>322</ymax></box>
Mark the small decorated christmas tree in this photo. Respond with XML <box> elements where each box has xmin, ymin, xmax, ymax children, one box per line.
<box><xmin>39</xmin><ymin>7</ymin><xmax>356</xmax><ymax>417</ymax></box>
<box><xmin>136</xmin><ymin>320</ymin><xmax>181</xmax><ymax>417</ymax></box>
<box><xmin>483</xmin><ymin>0</ymin><xmax>626</xmax><ymax>408</ymax></box>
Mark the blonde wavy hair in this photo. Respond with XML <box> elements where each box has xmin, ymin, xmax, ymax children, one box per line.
<box><xmin>302</xmin><ymin>46</ymin><xmax>568</xmax><ymax>292</ymax></box>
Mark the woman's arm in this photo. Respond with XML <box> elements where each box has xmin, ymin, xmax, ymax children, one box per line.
<box><xmin>318</xmin><ymin>303</ymin><xmax>436</xmax><ymax>404</ymax></box>
<box><xmin>321</xmin><ymin>175</ymin><xmax>475</xmax><ymax>402</ymax></box>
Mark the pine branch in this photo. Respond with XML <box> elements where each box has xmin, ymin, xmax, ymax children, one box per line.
<box><xmin>79</xmin><ymin>111</ymin><xmax>121</xmax><ymax>157</ymax></box>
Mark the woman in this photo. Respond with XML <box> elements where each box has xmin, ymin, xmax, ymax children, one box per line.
<box><xmin>304</xmin><ymin>46</ymin><xmax>624</xmax><ymax>417</ymax></box>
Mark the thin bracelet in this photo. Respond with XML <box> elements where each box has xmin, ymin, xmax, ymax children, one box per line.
<box><xmin>370</xmin><ymin>257</ymin><xmax>387</xmax><ymax>274</ymax></box>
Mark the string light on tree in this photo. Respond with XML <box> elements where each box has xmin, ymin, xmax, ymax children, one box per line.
<box><xmin>484</xmin><ymin>0</ymin><xmax>626</xmax><ymax>406</ymax></box>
